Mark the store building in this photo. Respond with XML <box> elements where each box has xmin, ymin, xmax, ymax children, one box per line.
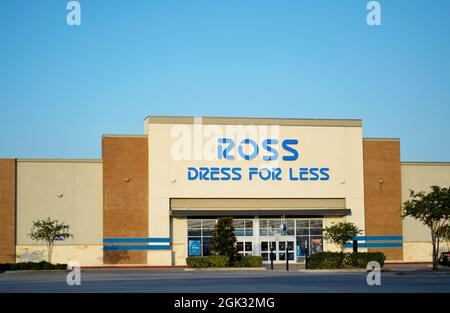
<box><xmin>0</xmin><ymin>116</ymin><xmax>449</xmax><ymax>266</ymax></box>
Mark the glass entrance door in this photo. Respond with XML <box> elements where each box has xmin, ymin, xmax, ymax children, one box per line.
<box><xmin>236</xmin><ymin>238</ymin><xmax>253</xmax><ymax>256</ymax></box>
<box><xmin>260</xmin><ymin>238</ymin><xmax>295</xmax><ymax>263</ymax></box>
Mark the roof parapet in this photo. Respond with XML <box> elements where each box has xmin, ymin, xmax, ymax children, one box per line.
<box><xmin>144</xmin><ymin>115</ymin><xmax>362</xmax><ymax>127</ymax></box>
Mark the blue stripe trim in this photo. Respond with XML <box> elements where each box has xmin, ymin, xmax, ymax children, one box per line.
<box><xmin>345</xmin><ymin>242</ymin><xmax>403</xmax><ymax>248</ymax></box>
<box><xmin>103</xmin><ymin>245</ymin><xmax>171</xmax><ymax>251</ymax></box>
<box><xmin>352</xmin><ymin>236</ymin><xmax>403</xmax><ymax>241</ymax></box>
<box><xmin>103</xmin><ymin>238</ymin><xmax>171</xmax><ymax>243</ymax></box>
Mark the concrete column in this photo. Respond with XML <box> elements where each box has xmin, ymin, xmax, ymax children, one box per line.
<box><xmin>253</xmin><ymin>216</ymin><xmax>260</xmax><ymax>256</ymax></box>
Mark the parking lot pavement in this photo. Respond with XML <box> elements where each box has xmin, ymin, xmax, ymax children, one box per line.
<box><xmin>1</xmin><ymin>269</ymin><xmax>450</xmax><ymax>293</ymax></box>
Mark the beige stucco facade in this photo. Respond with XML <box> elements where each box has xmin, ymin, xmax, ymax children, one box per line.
<box><xmin>172</xmin><ymin>217</ymin><xmax>188</xmax><ymax>266</ymax></box>
<box><xmin>147</xmin><ymin>118</ymin><xmax>366</xmax><ymax>265</ymax></box>
<box><xmin>15</xmin><ymin>160</ymin><xmax>103</xmax><ymax>265</ymax></box>
<box><xmin>401</xmin><ymin>163</ymin><xmax>450</xmax><ymax>261</ymax></box>
<box><xmin>16</xmin><ymin>245</ymin><xmax>103</xmax><ymax>266</ymax></box>
<box><xmin>0</xmin><ymin>116</ymin><xmax>448</xmax><ymax>266</ymax></box>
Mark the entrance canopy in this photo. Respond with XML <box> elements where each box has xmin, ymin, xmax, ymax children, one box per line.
<box><xmin>170</xmin><ymin>198</ymin><xmax>350</xmax><ymax>217</ymax></box>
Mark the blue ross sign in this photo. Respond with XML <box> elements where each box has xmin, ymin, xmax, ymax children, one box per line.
<box><xmin>187</xmin><ymin>138</ymin><xmax>331</xmax><ymax>182</ymax></box>
<box><xmin>188</xmin><ymin>239</ymin><xmax>201</xmax><ymax>256</ymax></box>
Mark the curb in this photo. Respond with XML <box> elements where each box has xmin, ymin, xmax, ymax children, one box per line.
<box><xmin>383</xmin><ymin>269</ymin><xmax>450</xmax><ymax>274</ymax></box>
<box><xmin>1</xmin><ymin>269</ymin><xmax>69</xmax><ymax>273</ymax></box>
<box><xmin>81</xmin><ymin>266</ymin><xmax>189</xmax><ymax>270</ymax></box>
<box><xmin>384</xmin><ymin>261</ymin><xmax>432</xmax><ymax>265</ymax></box>
<box><xmin>184</xmin><ymin>267</ymin><xmax>267</xmax><ymax>272</ymax></box>
<box><xmin>297</xmin><ymin>269</ymin><xmax>367</xmax><ymax>273</ymax></box>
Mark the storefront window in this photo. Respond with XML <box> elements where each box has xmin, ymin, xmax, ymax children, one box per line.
<box><xmin>258</xmin><ymin>219</ymin><xmax>295</xmax><ymax>235</ymax></box>
<box><xmin>310</xmin><ymin>236</ymin><xmax>323</xmax><ymax>254</ymax></box>
<box><xmin>295</xmin><ymin>219</ymin><xmax>323</xmax><ymax>261</ymax></box>
<box><xmin>187</xmin><ymin>218</ymin><xmax>323</xmax><ymax>260</ymax></box>
<box><xmin>187</xmin><ymin>219</ymin><xmax>216</xmax><ymax>256</ymax></box>
<box><xmin>234</xmin><ymin>219</ymin><xmax>254</xmax><ymax>256</ymax></box>
<box><xmin>287</xmin><ymin>220</ymin><xmax>295</xmax><ymax>235</ymax></box>
<box><xmin>202</xmin><ymin>237</ymin><xmax>214</xmax><ymax>256</ymax></box>
<box><xmin>233</xmin><ymin>219</ymin><xmax>253</xmax><ymax>237</ymax></box>
<box><xmin>245</xmin><ymin>220</ymin><xmax>253</xmax><ymax>236</ymax></box>
<box><xmin>236</xmin><ymin>240</ymin><xmax>253</xmax><ymax>256</ymax></box>
<box><xmin>260</xmin><ymin>219</ymin><xmax>289</xmax><ymax>236</ymax></box>
<box><xmin>296</xmin><ymin>220</ymin><xmax>309</xmax><ymax>228</ymax></box>
<box><xmin>260</xmin><ymin>241</ymin><xmax>267</xmax><ymax>251</ymax></box>
<box><xmin>310</xmin><ymin>220</ymin><xmax>323</xmax><ymax>228</ymax></box>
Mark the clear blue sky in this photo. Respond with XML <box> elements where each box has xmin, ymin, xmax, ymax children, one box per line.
<box><xmin>1</xmin><ymin>0</ymin><xmax>449</xmax><ymax>161</ymax></box>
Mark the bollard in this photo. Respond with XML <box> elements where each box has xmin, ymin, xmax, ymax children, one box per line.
<box><xmin>286</xmin><ymin>244</ymin><xmax>289</xmax><ymax>271</ymax></box>
<box><xmin>353</xmin><ymin>240</ymin><xmax>358</xmax><ymax>253</ymax></box>
<box><xmin>305</xmin><ymin>247</ymin><xmax>309</xmax><ymax>270</ymax></box>
<box><xmin>270</xmin><ymin>248</ymin><xmax>274</xmax><ymax>270</ymax></box>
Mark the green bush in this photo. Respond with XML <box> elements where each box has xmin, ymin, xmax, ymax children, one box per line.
<box><xmin>233</xmin><ymin>256</ymin><xmax>263</xmax><ymax>267</ymax></box>
<box><xmin>186</xmin><ymin>256</ymin><xmax>230</xmax><ymax>268</ymax></box>
<box><xmin>186</xmin><ymin>255</ymin><xmax>263</xmax><ymax>268</ymax></box>
<box><xmin>307</xmin><ymin>252</ymin><xmax>386</xmax><ymax>269</ymax></box>
<box><xmin>346</xmin><ymin>252</ymin><xmax>385</xmax><ymax>268</ymax></box>
<box><xmin>0</xmin><ymin>261</ymin><xmax>67</xmax><ymax>271</ymax></box>
<box><xmin>307</xmin><ymin>252</ymin><xmax>347</xmax><ymax>269</ymax></box>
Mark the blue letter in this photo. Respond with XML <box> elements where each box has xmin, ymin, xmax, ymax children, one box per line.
<box><xmin>262</xmin><ymin>139</ymin><xmax>279</xmax><ymax>161</ymax></box>
<box><xmin>220</xmin><ymin>167</ymin><xmax>231</xmax><ymax>180</ymax></box>
<box><xmin>273</xmin><ymin>168</ymin><xmax>282</xmax><ymax>180</ymax></box>
<box><xmin>199</xmin><ymin>167</ymin><xmax>210</xmax><ymax>180</ymax></box>
<box><xmin>259</xmin><ymin>168</ymin><xmax>271</xmax><ymax>181</ymax></box>
<box><xmin>282</xmin><ymin>139</ymin><xmax>299</xmax><ymax>161</ymax></box>
<box><xmin>299</xmin><ymin>168</ymin><xmax>309</xmax><ymax>181</ymax></box>
<box><xmin>289</xmin><ymin>168</ymin><xmax>298</xmax><ymax>181</ymax></box>
<box><xmin>320</xmin><ymin>168</ymin><xmax>330</xmax><ymax>180</ymax></box>
<box><xmin>231</xmin><ymin>168</ymin><xmax>242</xmax><ymax>180</ymax></box>
<box><xmin>188</xmin><ymin>167</ymin><xmax>198</xmax><ymax>180</ymax></box>
<box><xmin>210</xmin><ymin>167</ymin><xmax>220</xmax><ymax>181</ymax></box>
<box><xmin>310</xmin><ymin>168</ymin><xmax>319</xmax><ymax>181</ymax></box>
<box><xmin>249</xmin><ymin>168</ymin><xmax>258</xmax><ymax>181</ymax></box>
<box><xmin>238</xmin><ymin>139</ymin><xmax>259</xmax><ymax>160</ymax></box>
<box><xmin>218</xmin><ymin>138</ymin><xmax>235</xmax><ymax>160</ymax></box>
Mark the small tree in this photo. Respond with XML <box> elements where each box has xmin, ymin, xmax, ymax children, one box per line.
<box><xmin>212</xmin><ymin>217</ymin><xmax>238</xmax><ymax>262</ymax></box>
<box><xmin>323</xmin><ymin>221</ymin><xmax>361</xmax><ymax>252</ymax></box>
<box><xmin>437</xmin><ymin>224</ymin><xmax>450</xmax><ymax>252</ymax></box>
<box><xmin>402</xmin><ymin>186</ymin><xmax>450</xmax><ymax>270</ymax></box>
<box><xmin>29</xmin><ymin>217</ymin><xmax>73</xmax><ymax>263</ymax></box>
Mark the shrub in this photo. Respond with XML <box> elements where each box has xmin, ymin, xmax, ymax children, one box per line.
<box><xmin>186</xmin><ymin>255</ymin><xmax>263</xmax><ymax>268</ymax></box>
<box><xmin>233</xmin><ymin>256</ymin><xmax>263</xmax><ymax>267</ymax></box>
<box><xmin>307</xmin><ymin>252</ymin><xmax>347</xmax><ymax>269</ymax></box>
<box><xmin>186</xmin><ymin>256</ymin><xmax>229</xmax><ymax>268</ymax></box>
<box><xmin>346</xmin><ymin>252</ymin><xmax>385</xmax><ymax>268</ymax></box>
<box><xmin>0</xmin><ymin>263</ymin><xmax>11</xmax><ymax>271</ymax></box>
<box><xmin>0</xmin><ymin>261</ymin><xmax>67</xmax><ymax>271</ymax></box>
<box><xmin>307</xmin><ymin>252</ymin><xmax>386</xmax><ymax>269</ymax></box>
